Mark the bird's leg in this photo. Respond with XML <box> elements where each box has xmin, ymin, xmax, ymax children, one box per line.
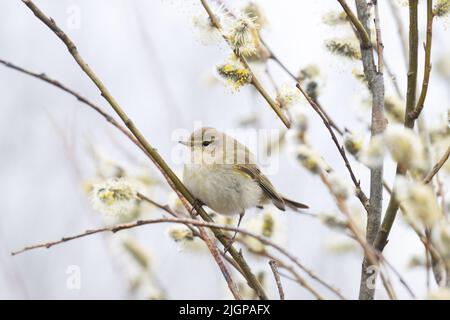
<box><xmin>224</xmin><ymin>211</ymin><xmax>245</xmax><ymax>254</ymax></box>
<box><xmin>190</xmin><ymin>199</ymin><xmax>204</xmax><ymax>217</ymax></box>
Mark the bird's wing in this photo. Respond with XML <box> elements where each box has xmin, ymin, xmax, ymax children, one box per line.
<box><xmin>233</xmin><ymin>163</ymin><xmax>286</xmax><ymax>211</ymax></box>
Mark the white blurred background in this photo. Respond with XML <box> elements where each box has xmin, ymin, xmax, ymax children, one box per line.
<box><xmin>0</xmin><ymin>0</ymin><xmax>449</xmax><ymax>299</ymax></box>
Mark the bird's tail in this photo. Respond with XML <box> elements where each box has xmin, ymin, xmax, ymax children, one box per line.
<box><xmin>281</xmin><ymin>196</ymin><xmax>309</xmax><ymax>211</ymax></box>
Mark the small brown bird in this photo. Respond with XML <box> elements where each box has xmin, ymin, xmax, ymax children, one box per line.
<box><xmin>179</xmin><ymin>127</ymin><xmax>308</xmax><ymax>244</ymax></box>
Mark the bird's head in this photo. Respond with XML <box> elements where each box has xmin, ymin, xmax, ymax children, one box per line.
<box><xmin>179</xmin><ymin>127</ymin><xmax>253</xmax><ymax>165</ymax></box>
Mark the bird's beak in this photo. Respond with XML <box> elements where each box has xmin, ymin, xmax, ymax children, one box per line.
<box><xmin>178</xmin><ymin>140</ymin><xmax>190</xmax><ymax>147</ymax></box>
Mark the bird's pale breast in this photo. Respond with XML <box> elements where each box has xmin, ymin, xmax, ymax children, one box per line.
<box><xmin>183</xmin><ymin>163</ymin><xmax>262</xmax><ymax>215</ymax></box>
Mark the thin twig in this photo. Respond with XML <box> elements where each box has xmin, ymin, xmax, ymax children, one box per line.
<box><xmin>9</xmin><ymin>217</ymin><xmax>268</xmax><ymax>255</ymax></box>
<box><xmin>319</xmin><ymin>173</ymin><xmax>395</xmax><ymax>300</ymax></box>
<box><xmin>0</xmin><ymin>58</ymin><xmax>143</xmax><ymax>152</ymax></box>
<box><xmin>11</xmin><ymin>198</ymin><xmax>342</xmax><ymax>299</ymax></box>
<box><xmin>263</xmin><ymin>38</ymin><xmax>345</xmax><ymax>135</ymax></box>
<box><xmin>410</xmin><ymin>0</ymin><xmax>434</xmax><ymax>120</ymax></box>
<box><xmin>21</xmin><ymin>0</ymin><xmax>266</xmax><ymax>300</ymax></box>
<box><xmin>338</xmin><ymin>2</ymin><xmax>402</xmax><ymax>99</ymax></box>
<box><xmin>423</xmin><ymin>145</ymin><xmax>450</xmax><ymax>184</ymax></box>
<box><xmin>134</xmin><ymin>198</ymin><xmax>241</xmax><ymax>300</ymax></box>
<box><xmin>199</xmin><ymin>0</ymin><xmax>290</xmax><ymax>128</ymax></box>
<box><xmin>202</xmin><ymin>231</ymin><xmax>242</xmax><ymax>299</ymax></box>
<box><xmin>9</xmin><ymin>213</ymin><xmax>335</xmax><ymax>300</ymax></box>
<box><xmin>320</xmin><ymin>173</ymin><xmax>416</xmax><ymax>299</ymax></box>
<box><xmin>139</xmin><ymin>194</ymin><xmax>268</xmax><ymax>298</ymax></box>
<box><xmin>296</xmin><ymin>83</ymin><xmax>370</xmax><ymax>213</ymax></box>
<box><xmin>234</xmin><ymin>237</ymin><xmax>329</xmax><ymax>299</ymax></box>
<box><xmin>337</xmin><ymin>0</ymin><xmax>371</xmax><ymax>48</ymax></box>
<box><xmin>373</xmin><ymin>0</ymin><xmax>384</xmax><ymax>73</ymax></box>
<box><xmin>262</xmin><ymin>251</ymin><xmax>335</xmax><ymax>300</ymax></box>
<box><xmin>250</xmin><ymin>16</ymin><xmax>371</xmax><ymax>213</ymax></box>
<box><xmin>384</xmin><ymin>59</ymin><xmax>404</xmax><ymax>99</ymax></box>
<box><xmin>269</xmin><ymin>260</ymin><xmax>285</xmax><ymax>300</ymax></box>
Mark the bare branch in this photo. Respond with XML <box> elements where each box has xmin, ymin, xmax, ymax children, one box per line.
<box><xmin>199</xmin><ymin>0</ymin><xmax>291</xmax><ymax>128</ymax></box>
<box><xmin>374</xmin><ymin>0</ymin><xmax>420</xmax><ymax>254</ymax></box>
<box><xmin>269</xmin><ymin>260</ymin><xmax>285</xmax><ymax>300</ymax></box>
<box><xmin>0</xmin><ymin>58</ymin><xmax>144</xmax><ymax>153</ymax></box>
<box><xmin>296</xmin><ymin>83</ymin><xmax>370</xmax><ymax>213</ymax></box>
<box><xmin>11</xmin><ymin>213</ymin><xmax>336</xmax><ymax>299</ymax></box>
<box><xmin>354</xmin><ymin>0</ymin><xmax>386</xmax><ymax>300</ymax></box>
<box><xmin>410</xmin><ymin>0</ymin><xmax>434</xmax><ymax>120</ymax></box>
<box><xmin>12</xmin><ymin>188</ymin><xmax>343</xmax><ymax>299</ymax></box>
<box><xmin>199</xmin><ymin>226</ymin><xmax>242</xmax><ymax>299</ymax></box>
<box><xmin>262</xmin><ymin>38</ymin><xmax>345</xmax><ymax>135</ymax></box>
<box><xmin>262</xmin><ymin>251</ymin><xmax>337</xmax><ymax>300</ymax></box>
<box><xmin>373</xmin><ymin>0</ymin><xmax>384</xmax><ymax>73</ymax></box>
<box><xmin>337</xmin><ymin>0</ymin><xmax>371</xmax><ymax>48</ymax></box>
<box><xmin>423</xmin><ymin>145</ymin><xmax>450</xmax><ymax>184</ymax></box>
<box><xmin>319</xmin><ymin>173</ymin><xmax>416</xmax><ymax>299</ymax></box>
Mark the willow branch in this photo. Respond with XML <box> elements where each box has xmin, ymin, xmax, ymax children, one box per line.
<box><xmin>0</xmin><ymin>58</ymin><xmax>145</xmax><ymax>153</ymax></box>
<box><xmin>142</xmin><ymin>191</ymin><xmax>327</xmax><ymax>298</ymax></box>
<box><xmin>134</xmin><ymin>198</ymin><xmax>241</xmax><ymax>299</ymax></box>
<box><xmin>410</xmin><ymin>0</ymin><xmax>434</xmax><ymax>120</ymax></box>
<box><xmin>269</xmin><ymin>260</ymin><xmax>285</xmax><ymax>300</ymax></box>
<box><xmin>13</xmin><ymin>189</ymin><xmax>340</xmax><ymax>299</ymax></box>
<box><xmin>263</xmin><ymin>39</ymin><xmax>344</xmax><ymax>135</ymax></box>
<box><xmin>339</xmin><ymin>2</ymin><xmax>402</xmax><ymax>99</ymax></box>
<box><xmin>199</xmin><ymin>0</ymin><xmax>290</xmax><ymax>128</ymax></box>
<box><xmin>21</xmin><ymin>0</ymin><xmax>267</xmax><ymax>300</ymax></box>
<box><xmin>423</xmin><ymin>145</ymin><xmax>450</xmax><ymax>184</ymax></box>
<box><xmin>296</xmin><ymin>84</ymin><xmax>370</xmax><ymax>213</ymax></box>
<box><xmin>9</xmin><ymin>217</ymin><xmax>275</xmax><ymax>254</ymax></box>
<box><xmin>319</xmin><ymin>174</ymin><xmax>397</xmax><ymax>299</ymax></box>
<box><xmin>263</xmin><ymin>252</ymin><xmax>329</xmax><ymax>300</ymax></box>
<box><xmin>199</xmin><ymin>226</ymin><xmax>242</xmax><ymax>299</ymax></box>
<box><xmin>374</xmin><ymin>0</ymin><xmax>419</xmax><ymax>253</ymax></box>
<box><xmin>354</xmin><ymin>0</ymin><xmax>386</xmax><ymax>300</ymax></box>
<box><xmin>11</xmin><ymin>214</ymin><xmax>335</xmax><ymax>299</ymax></box>
<box><xmin>320</xmin><ymin>173</ymin><xmax>416</xmax><ymax>299</ymax></box>
<box><xmin>18</xmin><ymin>211</ymin><xmax>328</xmax><ymax>300</ymax></box>
<box><xmin>373</xmin><ymin>0</ymin><xmax>384</xmax><ymax>73</ymax></box>
<box><xmin>337</xmin><ymin>0</ymin><xmax>371</xmax><ymax>48</ymax></box>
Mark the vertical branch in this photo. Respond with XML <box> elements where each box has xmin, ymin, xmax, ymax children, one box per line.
<box><xmin>269</xmin><ymin>260</ymin><xmax>285</xmax><ymax>300</ymax></box>
<box><xmin>387</xmin><ymin>0</ymin><xmax>439</xmax><ymax>286</ymax></box>
<box><xmin>403</xmin><ymin>0</ymin><xmax>420</xmax><ymax>131</ymax></box>
<box><xmin>373</xmin><ymin>0</ymin><xmax>420</xmax><ymax>253</ymax></box>
<box><xmin>353</xmin><ymin>0</ymin><xmax>386</xmax><ymax>300</ymax></box>
<box><xmin>411</xmin><ymin>0</ymin><xmax>434</xmax><ymax>119</ymax></box>
<box><xmin>373</xmin><ymin>1</ymin><xmax>384</xmax><ymax>73</ymax></box>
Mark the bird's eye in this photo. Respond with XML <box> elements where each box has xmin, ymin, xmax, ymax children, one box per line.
<box><xmin>202</xmin><ymin>140</ymin><xmax>211</xmax><ymax>147</ymax></box>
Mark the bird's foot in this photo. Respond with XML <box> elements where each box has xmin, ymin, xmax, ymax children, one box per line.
<box><xmin>223</xmin><ymin>212</ymin><xmax>244</xmax><ymax>254</ymax></box>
